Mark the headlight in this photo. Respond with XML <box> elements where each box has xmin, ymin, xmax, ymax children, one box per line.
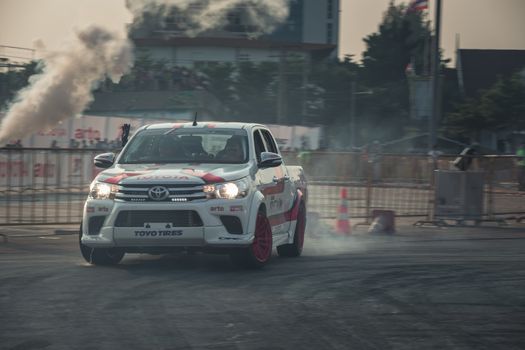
<box><xmin>204</xmin><ymin>178</ymin><xmax>250</xmax><ymax>199</ymax></box>
<box><xmin>89</xmin><ymin>181</ymin><xmax>118</xmax><ymax>200</ymax></box>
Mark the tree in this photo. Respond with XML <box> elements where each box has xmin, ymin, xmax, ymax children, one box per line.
<box><xmin>309</xmin><ymin>56</ymin><xmax>358</xmax><ymax>124</ymax></box>
<box><xmin>353</xmin><ymin>1</ymin><xmax>433</xmax><ymax>145</ymax></box>
<box><xmin>361</xmin><ymin>2</ymin><xmax>431</xmax><ymax>83</ymax></box>
<box><xmin>445</xmin><ymin>73</ymin><xmax>525</xmax><ymax>141</ymax></box>
<box><xmin>0</xmin><ymin>60</ymin><xmax>40</xmax><ymax>109</ymax></box>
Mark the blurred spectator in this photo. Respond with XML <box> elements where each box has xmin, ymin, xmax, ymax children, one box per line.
<box><xmin>50</xmin><ymin>140</ymin><xmax>60</xmax><ymax>149</ymax></box>
<box><xmin>427</xmin><ymin>144</ymin><xmax>443</xmax><ymax>170</ymax></box>
<box><xmin>69</xmin><ymin>139</ymin><xmax>79</xmax><ymax>148</ymax></box>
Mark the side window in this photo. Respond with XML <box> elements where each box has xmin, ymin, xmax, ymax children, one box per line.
<box><xmin>253</xmin><ymin>130</ymin><xmax>267</xmax><ymax>163</ymax></box>
<box><xmin>261</xmin><ymin>129</ymin><xmax>279</xmax><ymax>154</ymax></box>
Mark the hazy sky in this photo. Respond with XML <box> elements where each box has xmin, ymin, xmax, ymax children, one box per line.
<box><xmin>1</xmin><ymin>0</ymin><xmax>524</xmax><ymax>64</ymax></box>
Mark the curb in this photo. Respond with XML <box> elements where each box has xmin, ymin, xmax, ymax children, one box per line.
<box><xmin>0</xmin><ymin>229</ymin><xmax>77</xmax><ymax>243</ymax></box>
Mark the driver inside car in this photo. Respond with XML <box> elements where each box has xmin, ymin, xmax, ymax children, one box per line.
<box><xmin>216</xmin><ymin>136</ymin><xmax>245</xmax><ymax>162</ymax></box>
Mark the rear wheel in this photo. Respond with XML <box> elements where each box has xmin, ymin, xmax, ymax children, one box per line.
<box><xmin>277</xmin><ymin>202</ymin><xmax>306</xmax><ymax>257</ymax></box>
<box><xmin>79</xmin><ymin>223</ymin><xmax>124</xmax><ymax>266</ymax></box>
<box><xmin>230</xmin><ymin>209</ymin><xmax>272</xmax><ymax>268</ymax></box>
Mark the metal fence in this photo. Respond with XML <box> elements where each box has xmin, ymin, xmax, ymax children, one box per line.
<box><xmin>282</xmin><ymin>151</ymin><xmax>525</xmax><ymax>225</ymax></box>
<box><xmin>1</xmin><ymin>148</ymin><xmax>524</xmax><ymax>225</ymax></box>
<box><xmin>0</xmin><ymin>148</ymin><xmax>100</xmax><ymax>225</ymax></box>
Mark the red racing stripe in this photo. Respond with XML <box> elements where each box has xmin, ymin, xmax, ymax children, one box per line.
<box><xmin>103</xmin><ymin>172</ymin><xmax>143</xmax><ymax>184</ymax></box>
<box><xmin>181</xmin><ymin>169</ymin><xmax>225</xmax><ymax>183</ymax></box>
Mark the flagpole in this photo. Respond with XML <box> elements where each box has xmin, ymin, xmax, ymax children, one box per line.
<box><xmin>430</xmin><ymin>0</ymin><xmax>442</xmax><ymax>151</ymax></box>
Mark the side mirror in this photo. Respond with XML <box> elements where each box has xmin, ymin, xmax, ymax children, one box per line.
<box><xmin>259</xmin><ymin>152</ymin><xmax>282</xmax><ymax>168</ymax></box>
<box><xmin>94</xmin><ymin>153</ymin><xmax>115</xmax><ymax>169</ymax></box>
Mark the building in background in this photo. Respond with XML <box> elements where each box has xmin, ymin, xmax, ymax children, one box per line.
<box><xmin>84</xmin><ymin>0</ymin><xmax>339</xmax><ymax>130</ymax></box>
<box><xmin>129</xmin><ymin>0</ymin><xmax>339</xmax><ymax>66</ymax></box>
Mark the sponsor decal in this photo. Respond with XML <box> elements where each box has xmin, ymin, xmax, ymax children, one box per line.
<box><xmin>268</xmin><ymin>190</ymin><xmax>303</xmax><ymax>226</ymax></box>
<box><xmin>97</xmin><ymin>207</ymin><xmax>109</xmax><ymax>212</ymax></box>
<box><xmin>86</xmin><ymin>207</ymin><xmax>95</xmax><ymax>213</ymax></box>
<box><xmin>210</xmin><ymin>206</ymin><xmax>225</xmax><ymax>212</ymax></box>
<box><xmin>270</xmin><ymin>198</ymin><xmax>283</xmax><ymax>210</ymax></box>
<box><xmin>134</xmin><ymin>230</ymin><xmax>183</xmax><ymax>237</ymax></box>
<box><xmin>230</xmin><ymin>205</ymin><xmax>243</xmax><ymax>212</ymax></box>
<box><xmin>74</xmin><ymin>127</ymin><xmax>100</xmax><ymax>140</ymax></box>
<box><xmin>135</xmin><ymin>175</ymin><xmax>190</xmax><ymax>181</ymax></box>
<box><xmin>218</xmin><ymin>237</ymin><xmax>242</xmax><ymax>240</ymax></box>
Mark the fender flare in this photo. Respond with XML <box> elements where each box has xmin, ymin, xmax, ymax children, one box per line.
<box><xmin>246</xmin><ymin>190</ymin><xmax>265</xmax><ymax>238</ymax></box>
<box><xmin>286</xmin><ymin>189</ymin><xmax>304</xmax><ymax>244</ymax></box>
<box><xmin>289</xmin><ymin>189</ymin><xmax>304</xmax><ymax>222</ymax></box>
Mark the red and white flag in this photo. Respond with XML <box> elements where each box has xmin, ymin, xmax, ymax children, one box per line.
<box><xmin>407</xmin><ymin>0</ymin><xmax>429</xmax><ymax>12</ymax></box>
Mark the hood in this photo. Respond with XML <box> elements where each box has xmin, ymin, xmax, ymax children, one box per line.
<box><xmin>96</xmin><ymin>163</ymin><xmax>254</xmax><ymax>185</ymax></box>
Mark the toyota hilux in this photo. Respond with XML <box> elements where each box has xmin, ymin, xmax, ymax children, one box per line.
<box><xmin>80</xmin><ymin>122</ymin><xmax>307</xmax><ymax>268</ymax></box>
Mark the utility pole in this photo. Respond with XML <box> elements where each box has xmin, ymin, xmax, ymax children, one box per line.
<box><xmin>350</xmin><ymin>80</ymin><xmax>357</xmax><ymax>149</ymax></box>
<box><xmin>429</xmin><ymin>0</ymin><xmax>442</xmax><ymax>151</ymax></box>
<box><xmin>301</xmin><ymin>53</ymin><xmax>311</xmax><ymax>124</ymax></box>
<box><xmin>277</xmin><ymin>49</ymin><xmax>287</xmax><ymax>125</ymax></box>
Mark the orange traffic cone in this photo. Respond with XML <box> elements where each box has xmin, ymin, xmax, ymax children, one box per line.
<box><xmin>335</xmin><ymin>188</ymin><xmax>351</xmax><ymax>235</ymax></box>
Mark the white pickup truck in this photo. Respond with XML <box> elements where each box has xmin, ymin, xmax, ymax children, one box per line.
<box><xmin>80</xmin><ymin>122</ymin><xmax>307</xmax><ymax>268</ymax></box>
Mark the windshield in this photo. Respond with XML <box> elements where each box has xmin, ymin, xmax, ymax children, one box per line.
<box><xmin>118</xmin><ymin>127</ymin><xmax>249</xmax><ymax>164</ymax></box>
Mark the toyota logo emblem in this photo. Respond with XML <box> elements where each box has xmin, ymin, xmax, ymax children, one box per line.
<box><xmin>148</xmin><ymin>186</ymin><xmax>169</xmax><ymax>201</ymax></box>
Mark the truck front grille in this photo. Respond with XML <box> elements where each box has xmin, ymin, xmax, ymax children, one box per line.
<box><xmin>114</xmin><ymin>210</ymin><xmax>203</xmax><ymax>227</ymax></box>
<box><xmin>115</xmin><ymin>184</ymin><xmax>206</xmax><ymax>202</ymax></box>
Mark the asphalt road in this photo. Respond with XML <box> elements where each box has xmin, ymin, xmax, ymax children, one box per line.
<box><xmin>1</xmin><ymin>226</ymin><xmax>525</xmax><ymax>350</ymax></box>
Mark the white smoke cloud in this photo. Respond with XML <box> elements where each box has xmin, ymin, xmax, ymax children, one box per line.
<box><xmin>0</xmin><ymin>1</ymin><xmax>290</xmax><ymax>144</ymax></box>
<box><xmin>126</xmin><ymin>0</ymin><xmax>290</xmax><ymax>36</ymax></box>
<box><xmin>0</xmin><ymin>26</ymin><xmax>133</xmax><ymax>144</ymax></box>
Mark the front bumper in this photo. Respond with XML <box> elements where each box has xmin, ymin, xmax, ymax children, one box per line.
<box><xmin>81</xmin><ymin>197</ymin><xmax>255</xmax><ymax>249</ymax></box>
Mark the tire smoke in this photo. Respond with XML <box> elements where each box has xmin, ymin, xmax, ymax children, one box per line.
<box><xmin>126</xmin><ymin>0</ymin><xmax>290</xmax><ymax>37</ymax></box>
<box><xmin>0</xmin><ymin>1</ymin><xmax>290</xmax><ymax>144</ymax></box>
<box><xmin>0</xmin><ymin>26</ymin><xmax>133</xmax><ymax>144</ymax></box>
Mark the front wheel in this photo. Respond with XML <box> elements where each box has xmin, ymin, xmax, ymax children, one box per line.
<box><xmin>79</xmin><ymin>223</ymin><xmax>124</xmax><ymax>266</ymax></box>
<box><xmin>277</xmin><ymin>202</ymin><xmax>306</xmax><ymax>257</ymax></box>
<box><xmin>230</xmin><ymin>209</ymin><xmax>272</xmax><ymax>269</ymax></box>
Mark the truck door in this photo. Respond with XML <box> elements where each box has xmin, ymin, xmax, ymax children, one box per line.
<box><xmin>260</xmin><ymin>129</ymin><xmax>293</xmax><ymax>234</ymax></box>
<box><xmin>254</xmin><ymin>129</ymin><xmax>283</xmax><ymax>236</ymax></box>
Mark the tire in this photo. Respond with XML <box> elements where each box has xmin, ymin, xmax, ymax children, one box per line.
<box><xmin>230</xmin><ymin>209</ymin><xmax>272</xmax><ymax>269</ymax></box>
<box><xmin>277</xmin><ymin>202</ymin><xmax>306</xmax><ymax>258</ymax></box>
<box><xmin>79</xmin><ymin>223</ymin><xmax>124</xmax><ymax>266</ymax></box>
